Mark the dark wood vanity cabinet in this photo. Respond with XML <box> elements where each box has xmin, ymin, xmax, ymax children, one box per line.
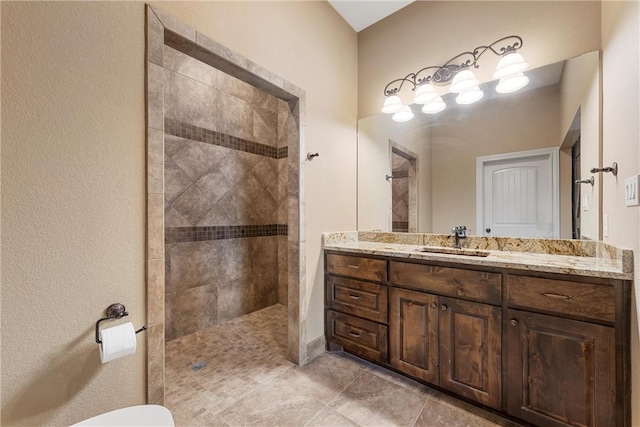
<box><xmin>505</xmin><ymin>274</ymin><xmax>625</xmax><ymax>427</ymax></box>
<box><xmin>387</xmin><ymin>260</ymin><xmax>503</xmax><ymax>409</ymax></box>
<box><xmin>324</xmin><ymin>250</ymin><xmax>631</xmax><ymax>427</ymax></box>
<box><xmin>506</xmin><ymin>310</ymin><xmax>615</xmax><ymax>427</ymax></box>
<box><xmin>325</xmin><ymin>253</ymin><xmax>389</xmax><ymax>363</ymax></box>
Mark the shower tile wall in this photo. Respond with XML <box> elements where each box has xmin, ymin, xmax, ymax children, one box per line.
<box><xmin>163</xmin><ymin>46</ymin><xmax>289</xmax><ymax>340</ymax></box>
<box><xmin>392</xmin><ymin>153</ymin><xmax>410</xmax><ymax>233</ymax></box>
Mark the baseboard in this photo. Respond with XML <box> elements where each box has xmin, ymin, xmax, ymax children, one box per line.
<box><xmin>305</xmin><ymin>335</ymin><xmax>326</xmax><ymax>363</ymax></box>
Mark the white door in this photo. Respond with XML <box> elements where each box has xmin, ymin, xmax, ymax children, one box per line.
<box><xmin>476</xmin><ymin>148</ymin><xmax>559</xmax><ymax>238</ymax></box>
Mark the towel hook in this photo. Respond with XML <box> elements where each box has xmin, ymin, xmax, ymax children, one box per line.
<box><xmin>590</xmin><ymin>162</ymin><xmax>618</xmax><ymax>176</ymax></box>
<box><xmin>95</xmin><ymin>303</ymin><xmax>147</xmax><ymax>344</ymax></box>
<box><xmin>575</xmin><ymin>176</ymin><xmax>594</xmax><ymax>186</ymax></box>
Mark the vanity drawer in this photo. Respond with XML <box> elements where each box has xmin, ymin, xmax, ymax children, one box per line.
<box><xmin>507</xmin><ymin>275</ymin><xmax>615</xmax><ymax>323</ymax></box>
<box><xmin>326</xmin><ymin>253</ymin><xmax>387</xmax><ymax>283</ymax></box>
<box><xmin>326</xmin><ymin>276</ymin><xmax>388</xmax><ymax>323</ymax></box>
<box><xmin>326</xmin><ymin>310</ymin><xmax>388</xmax><ymax>363</ymax></box>
<box><xmin>389</xmin><ymin>261</ymin><xmax>502</xmax><ymax>305</ymax></box>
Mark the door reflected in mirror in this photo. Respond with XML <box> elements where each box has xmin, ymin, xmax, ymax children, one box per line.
<box><xmin>357</xmin><ymin>51</ymin><xmax>600</xmax><ymax>239</ymax></box>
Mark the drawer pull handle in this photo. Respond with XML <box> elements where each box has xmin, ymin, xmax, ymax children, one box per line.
<box><xmin>348</xmin><ymin>294</ymin><xmax>361</xmax><ymax>300</ymax></box>
<box><xmin>348</xmin><ymin>330</ymin><xmax>361</xmax><ymax>338</ymax></box>
<box><xmin>510</xmin><ymin>319</ymin><xmax>518</xmax><ymax>327</ymax></box>
<box><xmin>541</xmin><ymin>292</ymin><xmax>572</xmax><ymax>300</ymax></box>
<box><xmin>348</xmin><ymin>265</ymin><xmax>361</xmax><ymax>270</ymax></box>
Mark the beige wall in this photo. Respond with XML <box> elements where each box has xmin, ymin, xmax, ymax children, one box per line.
<box><xmin>358</xmin><ymin>1</ymin><xmax>601</xmax><ymax>119</ymax></box>
<box><xmin>403</xmin><ymin>126</ymin><xmax>433</xmax><ymax>233</ymax></box>
<box><xmin>1</xmin><ymin>1</ymin><xmax>357</xmax><ymax>425</ymax></box>
<box><xmin>430</xmin><ymin>85</ymin><xmax>560</xmax><ymax>234</ymax></box>
<box><xmin>3</xmin><ymin>0</ymin><xmax>640</xmax><ymax>425</ymax></box>
<box><xmin>0</xmin><ymin>2</ymin><xmax>3</xmax><ymax>422</ymax></box>
<box><xmin>151</xmin><ymin>0</ymin><xmax>358</xmax><ymax>353</ymax></box>
<box><xmin>357</xmin><ymin>117</ymin><xmax>433</xmax><ymax>233</ymax></box>
<box><xmin>2</xmin><ymin>3</ymin><xmax>147</xmax><ymax>426</ymax></box>
<box><xmin>559</xmin><ymin>51</ymin><xmax>600</xmax><ymax>240</ymax></box>
<box><xmin>601</xmin><ymin>1</ymin><xmax>640</xmax><ymax>425</ymax></box>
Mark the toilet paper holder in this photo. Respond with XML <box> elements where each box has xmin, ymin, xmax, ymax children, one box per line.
<box><xmin>95</xmin><ymin>303</ymin><xmax>147</xmax><ymax>344</ymax></box>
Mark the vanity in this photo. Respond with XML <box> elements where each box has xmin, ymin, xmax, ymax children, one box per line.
<box><xmin>323</xmin><ymin>232</ymin><xmax>633</xmax><ymax>427</ymax></box>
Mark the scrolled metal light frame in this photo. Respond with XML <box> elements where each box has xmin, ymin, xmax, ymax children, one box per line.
<box><xmin>383</xmin><ymin>35</ymin><xmax>524</xmax><ymax>96</ymax></box>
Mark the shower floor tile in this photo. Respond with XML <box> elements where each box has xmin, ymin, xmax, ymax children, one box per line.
<box><xmin>165</xmin><ymin>304</ymin><xmax>522</xmax><ymax>427</ymax></box>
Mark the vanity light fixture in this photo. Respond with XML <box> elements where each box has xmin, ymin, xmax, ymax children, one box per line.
<box><xmin>422</xmin><ymin>96</ymin><xmax>446</xmax><ymax>114</ymax></box>
<box><xmin>381</xmin><ymin>94</ymin><xmax>404</xmax><ymax>113</ymax></box>
<box><xmin>381</xmin><ymin>35</ymin><xmax>529</xmax><ymax>122</ymax></box>
<box><xmin>392</xmin><ymin>105</ymin><xmax>415</xmax><ymax>122</ymax></box>
<box><xmin>413</xmin><ymin>83</ymin><xmax>439</xmax><ymax>104</ymax></box>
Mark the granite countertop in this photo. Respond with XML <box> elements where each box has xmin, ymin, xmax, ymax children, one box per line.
<box><xmin>322</xmin><ymin>232</ymin><xmax>634</xmax><ymax>280</ymax></box>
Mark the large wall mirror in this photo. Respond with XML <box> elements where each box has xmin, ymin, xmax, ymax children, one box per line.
<box><xmin>357</xmin><ymin>50</ymin><xmax>601</xmax><ymax>240</ymax></box>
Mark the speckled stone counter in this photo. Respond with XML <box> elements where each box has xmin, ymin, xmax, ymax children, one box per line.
<box><xmin>322</xmin><ymin>231</ymin><xmax>633</xmax><ymax>280</ymax></box>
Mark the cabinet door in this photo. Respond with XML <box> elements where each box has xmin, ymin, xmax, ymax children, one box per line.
<box><xmin>439</xmin><ymin>297</ymin><xmax>502</xmax><ymax>409</ymax></box>
<box><xmin>389</xmin><ymin>287</ymin><xmax>439</xmax><ymax>384</ymax></box>
<box><xmin>507</xmin><ymin>309</ymin><xmax>615</xmax><ymax>427</ymax></box>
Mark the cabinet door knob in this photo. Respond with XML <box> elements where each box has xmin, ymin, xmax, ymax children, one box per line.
<box><xmin>441</xmin><ymin>304</ymin><xmax>448</xmax><ymax>311</ymax></box>
<box><xmin>510</xmin><ymin>319</ymin><xmax>518</xmax><ymax>326</ymax></box>
<box><xmin>430</xmin><ymin>302</ymin><xmax>437</xmax><ymax>309</ymax></box>
<box><xmin>485</xmin><ymin>228</ymin><xmax>491</xmax><ymax>233</ymax></box>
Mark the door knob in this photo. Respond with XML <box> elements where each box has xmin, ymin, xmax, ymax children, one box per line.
<box><xmin>430</xmin><ymin>302</ymin><xmax>437</xmax><ymax>309</ymax></box>
<box><xmin>441</xmin><ymin>304</ymin><xmax>448</xmax><ymax>311</ymax></box>
<box><xmin>485</xmin><ymin>228</ymin><xmax>492</xmax><ymax>233</ymax></box>
<box><xmin>510</xmin><ymin>319</ymin><xmax>518</xmax><ymax>326</ymax></box>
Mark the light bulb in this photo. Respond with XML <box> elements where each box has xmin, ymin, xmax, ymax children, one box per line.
<box><xmin>422</xmin><ymin>97</ymin><xmax>446</xmax><ymax>114</ymax></box>
<box><xmin>413</xmin><ymin>84</ymin><xmax>439</xmax><ymax>104</ymax></box>
<box><xmin>381</xmin><ymin>95</ymin><xmax>404</xmax><ymax>114</ymax></box>
<box><xmin>392</xmin><ymin>105</ymin><xmax>414</xmax><ymax>122</ymax></box>
<box><xmin>455</xmin><ymin>86</ymin><xmax>484</xmax><ymax>105</ymax></box>
<box><xmin>450</xmin><ymin>69</ymin><xmax>479</xmax><ymax>93</ymax></box>
<box><xmin>493</xmin><ymin>52</ymin><xmax>529</xmax><ymax>79</ymax></box>
<box><xmin>496</xmin><ymin>73</ymin><xmax>529</xmax><ymax>93</ymax></box>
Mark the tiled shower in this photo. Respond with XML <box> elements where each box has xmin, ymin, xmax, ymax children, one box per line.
<box><xmin>163</xmin><ymin>46</ymin><xmax>293</xmax><ymax>341</ymax></box>
<box><xmin>391</xmin><ymin>151</ymin><xmax>410</xmax><ymax>233</ymax></box>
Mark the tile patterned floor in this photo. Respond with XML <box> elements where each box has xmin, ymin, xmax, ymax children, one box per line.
<box><xmin>165</xmin><ymin>304</ymin><xmax>522</xmax><ymax>427</ymax></box>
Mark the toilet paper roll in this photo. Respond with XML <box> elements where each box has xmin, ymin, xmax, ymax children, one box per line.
<box><xmin>99</xmin><ymin>322</ymin><xmax>137</xmax><ymax>363</ymax></box>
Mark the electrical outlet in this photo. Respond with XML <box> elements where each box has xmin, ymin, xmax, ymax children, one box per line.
<box><xmin>603</xmin><ymin>214</ymin><xmax>609</xmax><ymax>238</ymax></box>
<box><xmin>624</xmin><ymin>174</ymin><xmax>640</xmax><ymax>206</ymax></box>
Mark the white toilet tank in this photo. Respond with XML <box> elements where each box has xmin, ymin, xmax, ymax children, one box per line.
<box><xmin>71</xmin><ymin>405</ymin><xmax>174</xmax><ymax>427</ymax></box>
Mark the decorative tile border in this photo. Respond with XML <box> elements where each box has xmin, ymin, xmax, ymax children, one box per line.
<box><xmin>166</xmin><ymin>224</ymin><xmax>288</xmax><ymax>243</ymax></box>
<box><xmin>165</xmin><ymin>118</ymin><xmax>288</xmax><ymax>159</ymax></box>
<box><xmin>392</xmin><ymin>221</ymin><xmax>409</xmax><ymax>232</ymax></box>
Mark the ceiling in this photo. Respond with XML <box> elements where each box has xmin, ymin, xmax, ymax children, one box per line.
<box><xmin>328</xmin><ymin>0</ymin><xmax>415</xmax><ymax>32</ymax></box>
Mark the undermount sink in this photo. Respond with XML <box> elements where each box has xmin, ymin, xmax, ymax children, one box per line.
<box><xmin>415</xmin><ymin>246</ymin><xmax>490</xmax><ymax>257</ymax></box>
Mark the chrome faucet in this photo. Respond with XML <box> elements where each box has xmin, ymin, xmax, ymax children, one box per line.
<box><xmin>452</xmin><ymin>225</ymin><xmax>469</xmax><ymax>249</ymax></box>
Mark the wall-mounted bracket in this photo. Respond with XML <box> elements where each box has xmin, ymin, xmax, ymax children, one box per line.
<box><xmin>590</xmin><ymin>162</ymin><xmax>617</xmax><ymax>176</ymax></box>
<box><xmin>575</xmin><ymin>176</ymin><xmax>594</xmax><ymax>186</ymax></box>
